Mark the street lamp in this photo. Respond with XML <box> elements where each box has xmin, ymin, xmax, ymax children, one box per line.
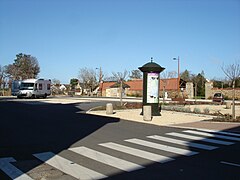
<box><xmin>95</xmin><ymin>67</ymin><xmax>103</xmax><ymax>83</ymax></box>
<box><xmin>95</xmin><ymin>67</ymin><xmax>103</xmax><ymax>96</ymax></box>
<box><xmin>173</xmin><ymin>56</ymin><xmax>180</xmax><ymax>93</ymax></box>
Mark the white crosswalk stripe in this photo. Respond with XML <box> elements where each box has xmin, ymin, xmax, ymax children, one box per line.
<box><xmin>125</xmin><ymin>138</ymin><xmax>198</xmax><ymax>156</ymax></box>
<box><xmin>167</xmin><ymin>132</ymin><xmax>234</xmax><ymax>145</ymax></box>
<box><xmin>69</xmin><ymin>146</ymin><xmax>144</xmax><ymax>172</ymax></box>
<box><xmin>147</xmin><ymin>135</ymin><xmax>218</xmax><ymax>150</ymax></box>
<box><xmin>183</xmin><ymin>130</ymin><xmax>240</xmax><ymax>141</ymax></box>
<box><xmin>99</xmin><ymin>142</ymin><xmax>174</xmax><ymax>163</ymax></box>
<box><xmin>193</xmin><ymin>129</ymin><xmax>240</xmax><ymax>137</ymax></box>
<box><xmin>33</xmin><ymin>152</ymin><xmax>107</xmax><ymax>179</ymax></box>
<box><xmin>0</xmin><ymin>157</ymin><xmax>33</xmax><ymax>180</ymax></box>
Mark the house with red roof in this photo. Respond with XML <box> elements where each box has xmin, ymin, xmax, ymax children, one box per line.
<box><xmin>99</xmin><ymin>78</ymin><xmax>192</xmax><ymax>98</ymax></box>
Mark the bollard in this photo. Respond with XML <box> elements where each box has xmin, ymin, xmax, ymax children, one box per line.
<box><xmin>226</xmin><ymin>102</ymin><xmax>231</xmax><ymax>109</ymax></box>
<box><xmin>106</xmin><ymin>103</ymin><xmax>113</xmax><ymax>114</ymax></box>
<box><xmin>143</xmin><ymin>105</ymin><xmax>152</xmax><ymax>121</ymax></box>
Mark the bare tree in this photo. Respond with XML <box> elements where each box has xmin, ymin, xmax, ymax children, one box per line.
<box><xmin>52</xmin><ymin>79</ymin><xmax>61</xmax><ymax>85</ymax></box>
<box><xmin>0</xmin><ymin>65</ymin><xmax>7</xmax><ymax>95</ymax></box>
<box><xmin>129</xmin><ymin>69</ymin><xmax>142</xmax><ymax>80</ymax></box>
<box><xmin>221</xmin><ymin>61</ymin><xmax>240</xmax><ymax>119</ymax></box>
<box><xmin>78</xmin><ymin>67</ymin><xmax>97</xmax><ymax>96</ymax></box>
<box><xmin>112</xmin><ymin>70</ymin><xmax>129</xmax><ymax>106</ymax></box>
<box><xmin>0</xmin><ymin>65</ymin><xmax>5</xmax><ymax>87</ymax></box>
<box><xmin>161</xmin><ymin>71</ymin><xmax>177</xmax><ymax>102</ymax></box>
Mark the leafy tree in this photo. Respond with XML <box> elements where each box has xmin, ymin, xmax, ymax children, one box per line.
<box><xmin>70</xmin><ymin>78</ymin><xmax>79</xmax><ymax>90</ymax></box>
<box><xmin>180</xmin><ymin>69</ymin><xmax>191</xmax><ymax>82</ymax></box>
<box><xmin>6</xmin><ymin>53</ymin><xmax>40</xmax><ymax>80</ymax></box>
<box><xmin>212</xmin><ymin>79</ymin><xmax>230</xmax><ymax>88</ymax></box>
<box><xmin>192</xmin><ymin>72</ymin><xmax>206</xmax><ymax>97</ymax></box>
<box><xmin>129</xmin><ymin>69</ymin><xmax>142</xmax><ymax>79</ymax></box>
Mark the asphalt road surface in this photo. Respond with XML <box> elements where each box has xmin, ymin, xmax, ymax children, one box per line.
<box><xmin>0</xmin><ymin>98</ymin><xmax>240</xmax><ymax>179</ymax></box>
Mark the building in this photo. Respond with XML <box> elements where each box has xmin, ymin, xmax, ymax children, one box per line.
<box><xmin>100</xmin><ymin>78</ymin><xmax>193</xmax><ymax>98</ymax></box>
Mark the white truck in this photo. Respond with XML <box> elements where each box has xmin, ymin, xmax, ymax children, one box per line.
<box><xmin>17</xmin><ymin>79</ymin><xmax>51</xmax><ymax>98</ymax></box>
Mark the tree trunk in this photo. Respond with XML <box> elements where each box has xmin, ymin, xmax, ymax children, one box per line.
<box><xmin>232</xmin><ymin>80</ymin><xmax>236</xmax><ymax>119</ymax></box>
<box><xmin>163</xmin><ymin>86</ymin><xmax>165</xmax><ymax>104</ymax></box>
<box><xmin>195</xmin><ymin>83</ymin><xmax>197</xmax><ymax>103</ymax></box>
<box><xmin>120</xmin><ymin>80</ymin><xmax>123</xmax><ymax>106</ymax></box>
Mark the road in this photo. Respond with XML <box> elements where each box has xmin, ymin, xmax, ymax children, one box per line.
<box><xmin>0</xmin><ymin>97</ymin><xmax>240</xmax><ymax>179</ymax></box>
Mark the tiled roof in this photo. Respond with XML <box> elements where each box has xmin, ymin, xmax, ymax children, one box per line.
<box><xmin>125</xmin><ymin>79</ymin><xmax>143</xmax><ymax>91</ymax></box>
<box><xmin>100</xmin><ymin>81</ymin><xmax>115</xmax><ymax>91</ymax></box>
<box><xmin>101</xmin><ymin>78</ymin><xmax>179</xmax><ymax>91</ymax></box>
<box><xmin>160</xmin><ymin>78</ymin><xmax>178</xmax><ymax>90</ymax></box>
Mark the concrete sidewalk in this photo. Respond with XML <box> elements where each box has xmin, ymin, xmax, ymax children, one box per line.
<box><xmin>87</xmin><ymin>109</ymin><xmax>240</xmax><ymax>132</ymax></box>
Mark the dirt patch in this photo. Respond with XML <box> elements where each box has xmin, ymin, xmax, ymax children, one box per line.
<box><xmin>91</xmin><ymin>102</ymin><xmax>240</xmax><ymax>123</ymax></box>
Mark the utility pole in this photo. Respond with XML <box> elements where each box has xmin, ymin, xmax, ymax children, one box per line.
<box><xmin>173</xmin><ymin>56</ymin><xmax>180</xmax><ymax>93</ymax></box>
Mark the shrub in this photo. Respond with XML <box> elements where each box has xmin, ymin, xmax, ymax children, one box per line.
<box><xmin>170</xmin><ymin>106</ymin><xmax>177</xmax><ymax>111</ymax></box>
<box><xmin>183</xmin><ymin>107</ymin><xmax>192</xmax><ymax>113</ymax></box>
<box><xmin>193</xmin><ymin>107</ymin><xmax>201</xmax><ymax>114</ymax></box>
<box><xmin>162</xmin><ymin>105</ymin><xmax>172</xmax><ymax>111</ymax></box>
<box><xmin>203</xmin><ymin>108</ymin><xmax>210</xmax><ymax>114</ymax></box>
<box><xmin>176</xmin><ymin>107</ymin><xmax>185</xmax><ymax>112</ymax></box>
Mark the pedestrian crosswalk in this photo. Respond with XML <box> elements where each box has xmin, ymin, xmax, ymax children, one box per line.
<box><xmin>147</xmin><ymin>135</ymin><xmax>217</xmax><ymax>150</ymax></box>
<box><xmin>99</xmin><ymin>142</ymin><xmax>174</xmax><ymax>163</ymax></box>
<box><xmin>33</xmin><ymin>152</ymin><xmax>107</xmax><ymax>180</ymax></box>
<box><xmin>167</xmin><ymin>132</ymin><xmax>234</xmax><ymax>145</ymax></box>
<box><xmin>69</xmin><ymin>146</ymin><xmax>144</xmax><ymax>172</ymax></box>
<box><xmin>1</xmin><ymin>129</ymin><xmax>239</xmax><ymax>180</ymax></box>
<box><xmin>125</xmin><ymin>138</ymin><xmax>199</xmax><ymax>156</ymax></box>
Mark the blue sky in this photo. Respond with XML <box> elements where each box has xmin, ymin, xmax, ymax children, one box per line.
<box><xmin>0</xmin><ymin>0</ymin><xmax>240</xmax><ymax>83</ymax></box>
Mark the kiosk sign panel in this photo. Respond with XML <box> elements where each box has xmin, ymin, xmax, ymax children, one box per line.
<box><xmin>147</xmin><ymin>72</ymin><xmax>159</xmax><ymax>103</ymax></box>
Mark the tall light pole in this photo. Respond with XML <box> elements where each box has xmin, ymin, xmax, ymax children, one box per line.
<box><xmin>173</xmin><ymin>56</ymin><xmax>180</xmax><ymax>93</ymax></box>
<box><xmin>96</xmin><ymin>67</ymin><xmax>103</xmax><ymax>96</ymax></box>
<box><xmin>95</xmin><ymin>67</ymin><xmax>103</xmax><ymax>83</ymax></box>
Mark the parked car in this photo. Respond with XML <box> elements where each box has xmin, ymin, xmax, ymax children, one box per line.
<box><xmin>212</xmin><ymin>93</ymin><xmax>224</xmax><ymax>104</ymax></box>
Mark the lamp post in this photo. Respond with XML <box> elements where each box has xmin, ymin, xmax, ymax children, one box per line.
<box><xmin>173</xmin><ymin>56</ymin><xmax>180</xmax><ymax>93</ymax></box>
<box><xmin>95</xmin><ymin>67</ymin><xmax>103</xmax><ymax>96</ymax></box>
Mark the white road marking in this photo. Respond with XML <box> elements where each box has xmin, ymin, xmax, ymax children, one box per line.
<box><xmin>194</xmin><ymin>129</ymin><xmax>240</xmax><ymax>137</ymax></box>
<box><xmin>167</xmin><ymin>132</ymin><xmax>234</xmax><ymax>145</ymax></box>
<box><xmin>147</xmin><ymin>135</ymin><xmax>218</xmax><ymax>150</ymax></box>
<box><xmin>125</xmin><ymin>138</ymin><xmax>198</xmax><ymax>156</ymax></box>
<box><xmin>0</xmin><ymin>157</ymin><xmax>33</xmax><ymax>180</ymax></box>
<box><xmin>99</xmin><ymin>142</ymin><xmax>174</xmax><ymax>163</ymax></box>
<box><xmin>69</xmin><ymin>146</ymin><xmax>144</xmax><ymax>172</ymax></box>
<box><xmin>220</xmin><ymin>161</ymin><xmax>240</xmax><ymax>167</ymax></box>
<box><xmin>33</xmin><ymin>152</ymin><xmax>107</xmax><ymax>180</ymax></box>
<box><xmin>183</xmin><ymin>130</ymin><xmax>240</xmax><ymax>141</ymax></box>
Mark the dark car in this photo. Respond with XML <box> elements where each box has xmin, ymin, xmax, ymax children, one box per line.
<box><xmin>212</xmin><ymin>93</ymin><xmax>224</xmax><ymax>104</ymax></box>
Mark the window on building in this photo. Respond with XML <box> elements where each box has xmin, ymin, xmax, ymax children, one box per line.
<box><xmin>39</xmin><ymin>83</ymin><xmax>43</xmax><ymax>90</ymax></box>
